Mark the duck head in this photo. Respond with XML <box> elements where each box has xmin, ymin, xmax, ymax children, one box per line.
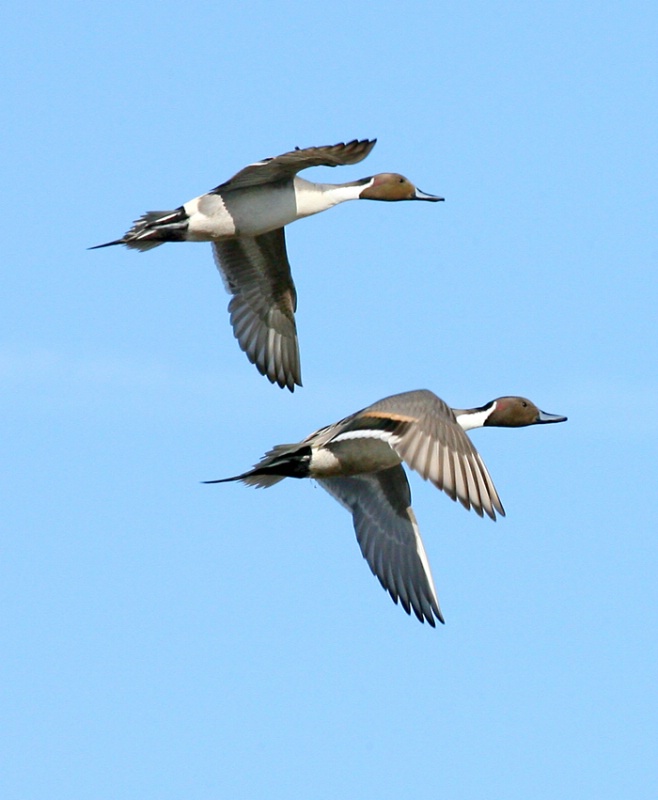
<box><xmin>485</xmin><ymin>397</ymin><xmax>568</xmax><ymax>428</ymax></box>
<box><xmin>359</xmin><ymin>173</ymin><xmax>444</xmax><ymax>202</ymax></box>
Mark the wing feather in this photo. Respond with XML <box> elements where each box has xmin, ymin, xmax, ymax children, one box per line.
<box><xmin>213</xmin><ymin>140</ymin><xmax>377</xmax><ymax>193</ymax></box>
<box><xmin>318</xmin><ymin>465</ymin><xmax>443</xmax><ymax>626</ymax></box>
<box><xmin>358</xmin><ymin>390</ymin><xmax>503</xmax><ymax>519</ymax></box>
<box><xmin>213</xmin><ymin>229</ymin><xmax>301</xmax><ymax>390</ymax></box>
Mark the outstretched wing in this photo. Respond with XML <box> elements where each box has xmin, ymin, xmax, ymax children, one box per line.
<box><xmin>331</xmin><ymin>390</ymin><xmax>505</xmax><ymax>519</ymax></box>
<box><xmin>213</xmin><ymin>139</ymin><xmax>377</xmax><ymax>193</ymax></box>
<box><xmin>318</xmin><ymin>465</ymin><xmax>443</xmax><ymax>626</ymax></box>
<box><xmin>212</xmin><ymin>229</ymin><xmax>301</xmax><ymax>391</ymax></box>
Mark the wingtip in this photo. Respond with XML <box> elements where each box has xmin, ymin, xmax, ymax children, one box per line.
<box><xmin>430</xmin><ymin>598</ymin><xmax>445</xmax><ymax>626</ymax></box>
<box><xmin>418</xmin><ymin>607</ymin><xmax>445</xmax><ymax>627</ymax></box>
<box><xmin>284</xmin><ymin>375</ymin><xmax>303</xmax><ymax>392</ymax></box>
<box><xmin>274</xmin><ymin>375</ymin><xmax>302</xmax><ymax>392</ymax></box>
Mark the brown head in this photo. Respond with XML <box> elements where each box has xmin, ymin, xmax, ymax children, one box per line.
<box><xmin>484</xmin><ymin>396</ymin><xmax>568</xmax><ymax>428</ymax></box>
<box><xmin>358</xmin><ymin>173</ymin><xmax>444</xmax><ymax>202</ymax></box>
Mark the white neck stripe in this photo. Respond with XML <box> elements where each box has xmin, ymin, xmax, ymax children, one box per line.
<box><xmin>455</xmin><ymin>403</ymin><xmax>496</xmax><ymax>431</ymax></box>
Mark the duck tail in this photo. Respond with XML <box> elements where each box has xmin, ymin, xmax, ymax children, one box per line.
<box><xmin>89</xmin><ymin>207</ymin><xmax>189</xmax><ymax>251</ymax></box>
<box><xmin>204</xmin><ymin>444</ymin><xmax>312</xmax><ymax>489</ymax></box>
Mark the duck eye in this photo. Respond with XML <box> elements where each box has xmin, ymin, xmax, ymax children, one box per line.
<box><xmin>522</xmin><ymin>401</ymin><xmax>528</xmax><ymax>407</ymax></box>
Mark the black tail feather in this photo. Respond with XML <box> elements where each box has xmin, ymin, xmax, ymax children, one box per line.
<box><xmin>88</xmin><ymin>240</ymin><xmax>125</xmax><ymax>250</ymax></box>
<box><xmin>89</xmin><ymin>206</ymin><xmax>189</xmax><ymax>251</ymax></box>
<box><xmin>204</xmin><ymin>444</ymin><xmax>312</xmax><ymax>488</ymax></box>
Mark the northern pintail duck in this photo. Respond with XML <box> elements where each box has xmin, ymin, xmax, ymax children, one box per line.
<box><xmin>91</xmin><ymin>140</ymin><xmax>443</xmax><ymax>390</ymax></box>
<box><xmin>206</xmin><ymin>390</ymin><xmax>567</xmax><ymax>626</ymax></box>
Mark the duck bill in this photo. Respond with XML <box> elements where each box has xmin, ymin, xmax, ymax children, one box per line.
<box><xmin>414</xmin><ymin>188</ymin><xmax>444</xmax><ymax>201</ymax></box>
<box><xmin>537</xmin><ymin>409</ymin><xmax>568</xmax><ymax>424</ymax></box>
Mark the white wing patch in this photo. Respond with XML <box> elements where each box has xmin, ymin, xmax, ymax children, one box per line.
<box><xmin>410</xmin><ymin>510</ymin><xmax>439</xmax><ymax>610</ymax></box>
<box><xmin>331</xmin><ymin>429</ymin><xmax>401</xmax><ymax>446</ymax></box>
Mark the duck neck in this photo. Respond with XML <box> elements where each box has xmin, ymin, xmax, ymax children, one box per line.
<box><xmin>454</xmin><ymin>403</ymin><xmax>497</xmax><ymax>431</ymax></box>
<box><xmin>293</xmin><ymin>176</ymin><xmax>369</xmax><ymax>216</ymax></box>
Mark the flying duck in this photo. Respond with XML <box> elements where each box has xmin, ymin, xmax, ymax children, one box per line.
<box><xmin>206</xmin><ymin>390</ymin><xmax>567</xmax><ymax>626</ymax></box>
<box><xmin>91</xmin><ymin>140</ymin><xmax>443</xmax><ymax>390</ymax></box>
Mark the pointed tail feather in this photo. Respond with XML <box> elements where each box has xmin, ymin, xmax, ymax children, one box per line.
<box><xmin>88</xmin><ymin>239</ymin><xmax>126</xmax><ymax>250</ymax></box>
<box><xmin>204</xmin><ymin>444</ymin><xmax>312</xmax><ymax>489</ymax></box>
<box><xmin>203</xmin><ymin>472</ymin><xmax>286</xmax><ymax>489</ymax></box>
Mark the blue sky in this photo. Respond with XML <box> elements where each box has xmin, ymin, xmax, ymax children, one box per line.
<box><xmin>2</xmin><ymin>2</ymin><xmax>657</xmax><ymax>798</ymax></box>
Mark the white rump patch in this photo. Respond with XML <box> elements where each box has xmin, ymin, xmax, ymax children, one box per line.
<box><xmin>185</xmin><ymin>193</ymin><xmax>236</xmax><ymax>239</ymax></box>
<box><xmin>309</xmin><ymin>448</ymin><xmax>341</xmax><ymax>473</ymax></box>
